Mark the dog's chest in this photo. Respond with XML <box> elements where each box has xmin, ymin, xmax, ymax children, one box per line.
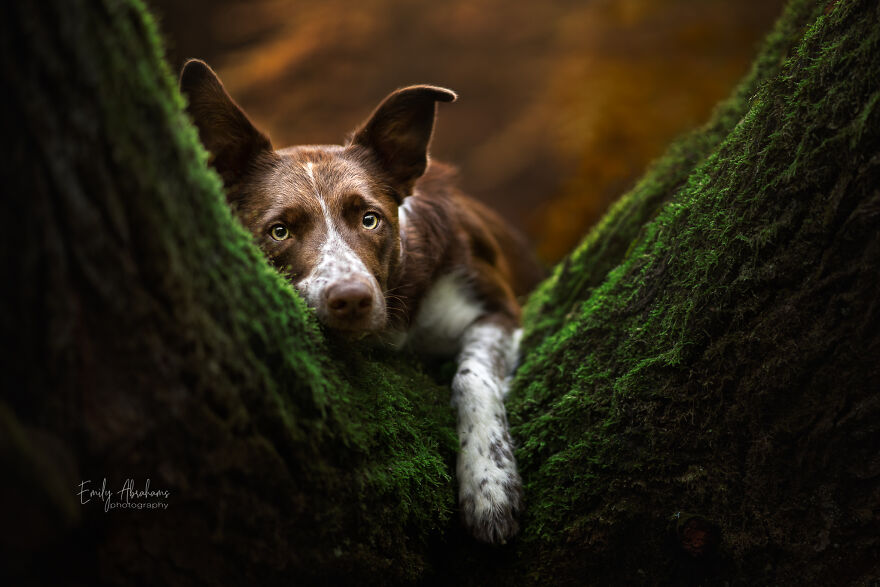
<box><xmin>388</xmin><ymin>273</ymin><xmax>483</xmax><ymax>356</ymax></box>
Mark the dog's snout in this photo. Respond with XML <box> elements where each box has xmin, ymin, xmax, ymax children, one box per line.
<box><xmin>326</xmin><ymin>281</ymin><xmax>373</xmax><ymax>319</ymax></box>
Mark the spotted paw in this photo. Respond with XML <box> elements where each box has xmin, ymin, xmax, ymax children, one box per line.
<box><xmin>458</xmin><ymin>446</ymin><xmax>523</xmax><ymax>544</ymax></box>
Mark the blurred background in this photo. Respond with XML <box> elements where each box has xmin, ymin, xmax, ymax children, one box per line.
<box><xmin>150</xmin><ymin>0</ymin><xmax>785</xmax><ymax>264</ymax></box>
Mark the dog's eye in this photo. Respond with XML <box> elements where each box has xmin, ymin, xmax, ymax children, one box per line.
<box><xmin>270</xmin><ymin>224</ymin><xmax>290</xmax><ymax>241</ymax></box>
<box><xmin>362</xmin><ymin>213</ymin><xmax>380</xmax><ymax>230</ymax></box>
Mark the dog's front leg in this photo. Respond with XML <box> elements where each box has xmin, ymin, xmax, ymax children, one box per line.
<box><xmin>452</xmin><ymin>316</ymin><xmax>523</xmax><ymax>544</ymax></box>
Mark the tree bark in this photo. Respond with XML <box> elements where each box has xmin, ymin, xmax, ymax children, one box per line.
<box><xmin>1</xmin><ymin>1</ymin><xmax>456</xmax><ymax>584</ymax></box>
<box><xmin>507</xmin><ymin>0</ymin><xmax>880</xmax><ymax>583</ymax></box>
<box><xmin>1</xmin><ymin>0</ymin><xmax>877</xmax><ymax>585</ymax></box>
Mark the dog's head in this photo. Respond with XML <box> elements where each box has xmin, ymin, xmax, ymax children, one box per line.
<box><xmin>180</xmin><ymin>60</ymin><xmax>455</xmax><ymax>334</ymax></box>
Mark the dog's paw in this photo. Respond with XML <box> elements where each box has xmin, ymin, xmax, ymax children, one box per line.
<box><xmin>458</xmin><ymin>443</ymin><xmax>523</xmax><ymax>544</ymax></box>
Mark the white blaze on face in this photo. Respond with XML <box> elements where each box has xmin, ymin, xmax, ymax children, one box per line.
<box><xmin>295</xmin><ymin>162</ymin><xmax>386</xmax><ymax>330</ymax></box>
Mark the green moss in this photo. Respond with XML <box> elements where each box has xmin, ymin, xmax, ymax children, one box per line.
<box><xmin>8</xmin><ymin>0</ymin><xmax>878</xmax><ymax>582</ymax></box>
<box><xmin>17</xmin><ymin>0</ymin><xmax>459</xmax><ymax>581</ymax></box>
<box><xmin>522</xmin><ymin>0</ymin><xmax>822</xmax><ymax>349</ymax></box>
<box><xmin>508</xmin><ymin>0</ymin><xmax>880</xmax><ymax>582</ymax></box>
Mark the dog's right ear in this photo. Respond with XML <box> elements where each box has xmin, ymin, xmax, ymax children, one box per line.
<box><xmin>351</xmin><ymin>85</ymin><xmax>457</xmax><ymax>200</ymax></box>
<box><xmin>179</xmin><ymin>59</ymin><xmax>272</xmax><ymax>185</ymax></box>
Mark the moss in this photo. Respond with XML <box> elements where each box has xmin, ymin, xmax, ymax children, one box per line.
<box><xmin>508</xmin><ymin>0</ymin><xmax>879</xmax><ymax>582</ymax></box>
<box><xmin>522</xmin><ymin>0</ymin><xmax>822</xmax><ymax>349</ymax></box>
<box><xmin>4</xmin><ymin>0</ymin><xmax>457</xmax><ymax>582</ymax></box>
<box><xmin>5</xmin><ymin>0</ymin><xmax>879</xmax><ymax>583</ymax></box>
<box><xmin>123</xmin><ymin>3</ymin><xmax>460</xmax><ymax>578</ymax></box>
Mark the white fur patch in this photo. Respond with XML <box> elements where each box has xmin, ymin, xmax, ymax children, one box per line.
<box><xmin>397</xmin><ymin>198</ymin><xmax>412</xmax><ymax>264</ymax></box>
<box><xmin>398</xmin><ymin>198</ymin><xmax>412</xmax><ymax>228</ymax></box>
<box><xmin>502</xmin><ymin>327</ymin><xmax>523</xmax><ymax>399</ymax></box>
<box><xmin>405</xmin><ymin>273</ymin><xmax>483</xmax><ymax>355</ymax></box>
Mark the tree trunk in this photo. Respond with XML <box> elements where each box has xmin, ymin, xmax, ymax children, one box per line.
<box><xmin>1</xmin><ymin>0</ymin><xmax>877</xmax><ymax>585</ymax></box>
<box><xmin>508</xmin><ymin>0</ymin><xmax>880</xmax><ymax>582</ymax></box>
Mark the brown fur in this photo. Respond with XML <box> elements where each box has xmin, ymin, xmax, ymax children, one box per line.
<box><xmin>390</xmin><ymin>162</ymin><xmax>542</xmax><ymax>331</ymax></box>
<box><xmin>234</xmin><ymin>146</ymin><xmax>403</xmax><ymax>304</ymax></box>
<box><xmin>180</xmin><ymin>60</ymin><xmax>543</xmax><ymax>334</ymax></box>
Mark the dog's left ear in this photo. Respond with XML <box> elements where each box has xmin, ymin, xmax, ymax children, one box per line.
<box><xmin>179</xmin><ymin>59</ymin><xmax>273</xmax><ymax>187</ymax></box>
<box><xmin>351</xmin><ymin>85</ymin><xmax>457</xmax><ymax>199</ymax></box>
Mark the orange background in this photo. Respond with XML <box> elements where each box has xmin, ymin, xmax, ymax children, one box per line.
<box><xmin>151</xmin><ymin>0</ymin><xmax>785</xmax><ymax>263</ymax></box>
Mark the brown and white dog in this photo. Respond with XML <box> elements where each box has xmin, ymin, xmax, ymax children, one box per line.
<box><xmin>180</xmin><ymin>60</ymin><xmax>543</xmax><ymax>544</ymax></box>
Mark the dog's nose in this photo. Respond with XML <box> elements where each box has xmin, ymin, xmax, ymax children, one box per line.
<box><xmin>326</xmin><ymin>281</ymin><xmax>373</xmax><ymax>320</ymax></box>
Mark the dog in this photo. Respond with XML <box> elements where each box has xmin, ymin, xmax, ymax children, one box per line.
<box><xmin>180</xmin><ymin>60</ymin><xmax>544</xmax><ymax>544</ymax></box>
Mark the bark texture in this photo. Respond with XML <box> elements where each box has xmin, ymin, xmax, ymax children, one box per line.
<box><xmin>510</xmin><ymin>0</ymin><xmax>880</xmax><ymax>582</ymax></box>
<box><xmin>1</xmin><ymin>0</ymin><xmax>877</xmax><ymax>585</ymax></box>
<box><xmin>1</xmin><ymin>1</ymin><xmax>456</xmax><ymax>584</ymax></box>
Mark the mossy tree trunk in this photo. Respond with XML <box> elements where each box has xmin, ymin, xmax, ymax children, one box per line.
<box><xmin>1</xmin><ymin>0</ymin><xmax>877</xmax><ymax>585</ymax></box>
<box><xmin>507</xmin><ymin>0</ymin><xmax>880</xmax><ymax>583</ymax></box>
<box><xmin>1</xmin><ymin>1</ymin><xmax>456</xmax><ymax>584</ymax></box>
